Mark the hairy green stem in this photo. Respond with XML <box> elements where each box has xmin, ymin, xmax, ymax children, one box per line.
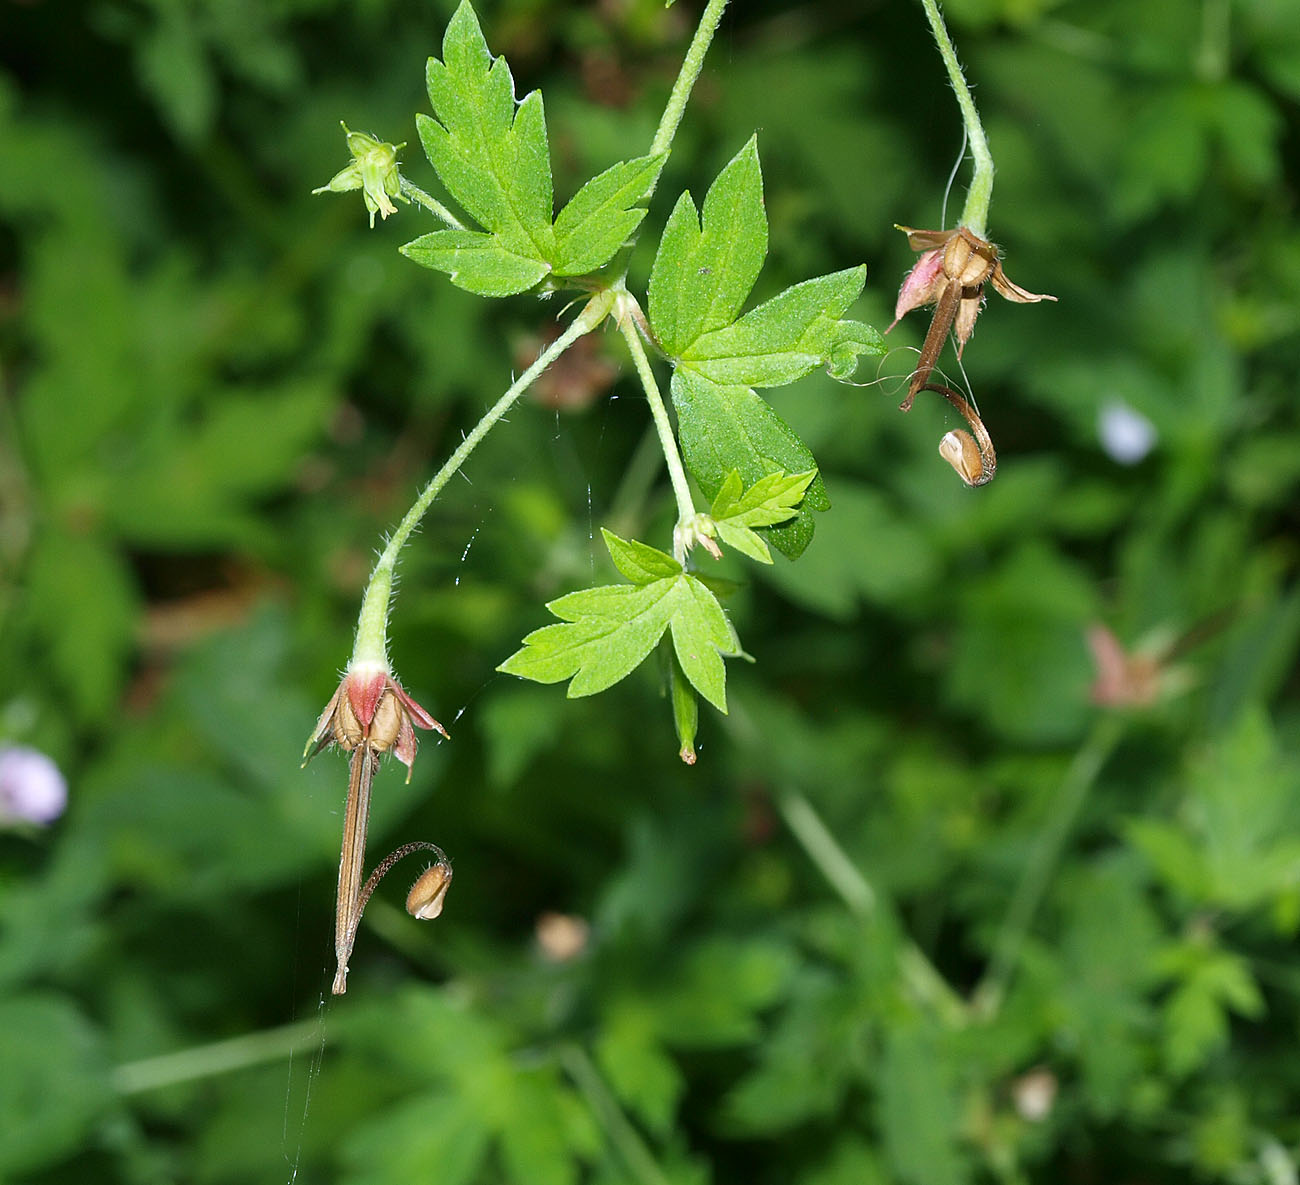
<box><xmin>112</xmin><ymin>1020</ymin><xmax>322</xmax><ymax>1095</ymax></box>
<box><xmin>778</xmin><ymin>790</ymin><xmax>967</xmax><ymax>1028</ymax></box>
<box><xmin>919</xmin><ymin>0</ymin><xmax>994</xmax><ymax>237</ymax></box>
<box><xmin>399</xmin><ymin>176</ymin><xmax>465</xmax><ymax>229</ymax></box>
<box><xmin>972</xmin><ymin>715</ymin><xmax>1125</xmax><ymax>1018</ymax></box>
<box><xmin>352</xmin><ymin>292</ymin><xmax>612</xmax><ymax>666</ymax></box>
<box><xmin>559</xmin><ymin>1043</ymin><xmax>672</xmax><ymax>1185</ymax></box>
<box><xmin>616</xmin><ymin>315</ymin><xmax>696</xmax><ymax>552</ymax></box>
<box><xmin>648</xmin><ymin>0</ymin><xmax>731</xmax><ymax>184</ymax></box>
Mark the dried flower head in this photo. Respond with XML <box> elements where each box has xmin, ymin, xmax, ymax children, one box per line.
<box><xmin>889</xmin><ymin>225</ymin><xmax>1055</xmax><ymax>407</ymax></box>
<box><xmin>1087</xmin><ymin>625</ymin><xmax>1194</xmax><ymax>709</ymax></box>
<box><xmin>304</xmin><ymin>660</ymin><xmax>447</xmax><ymax>782</ymax></box>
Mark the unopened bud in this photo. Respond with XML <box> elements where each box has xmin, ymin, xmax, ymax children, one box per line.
<box><xmin>939</xmin><ymin>429</ymin><xmax>987</xmax><ymax>486</ymax></box>
<box><xmin>312</xmin><ymin>122</ymin><xmax>407</xmax><ymax>228</ymax></box>
<box><xmin>406</xmin><ymin>861</ymin><xmax>453</xmax><ymax>920</ymax></box>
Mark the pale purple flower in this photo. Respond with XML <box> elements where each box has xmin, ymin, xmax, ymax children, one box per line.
<box><xmin>0</xmin><ymin>746</ymin><xmax>67</xmax><ymax>826</ymax></box>
<box><xmin>1099</xmin><ymin>400</ymin><xmax>1157</xmax><ymax>464</ymax></box>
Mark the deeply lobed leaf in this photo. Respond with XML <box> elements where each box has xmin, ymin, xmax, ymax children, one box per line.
<box><xmin>408</xmin><ymin>2</ymin><xmax>665</xmax><ymax>294</ymax></box>
<box><xmin>709</xmin><ymin>469</ymin><xmax>817</xmax><ymax>563</ymax></box>
<box><xmin>421</xmin><ymin>3</ymin><xmax>553</xmax><ymax>255</ymax></box>
<box><xmin>552</xmin><ymin>154</ymin><xmax>665</xmax><ymax>276</ymax></box>
<box><xmin>497</xmin><ymin>532</ymin><xmax>739</xmax><ymax>710</ymax></box>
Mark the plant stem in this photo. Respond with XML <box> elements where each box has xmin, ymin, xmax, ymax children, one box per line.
<box><xmin>559</xmin><ymin>1043</ymin><xmax>672</xmax><ymax>1185</ymax></box>
<box><xmin>971</xmin><ymin>715</ymin><xmax>1125</xmax><ymax>1018</ymax></box>
<box><xmin>919</xmin><ymin>0</ymin><xmax>994</xmax><ymax>237</ymax></box>
<box><xmin>648</xmin><ymin>0</ymin><xmax>731</xmax><ymax>182</ymax></box>
<box><xmin>112</xmin><ymin>1020</ymin><xmax>322</xmax><ymax>1095</ymax></box>
<box><xmin>399</xmin><ymin>176</ymin><xmax>465</xmax><ymax>229</ymax></box>
<box><xmin>351</xmin><ymin>291</ymin><xmax>613</xmax><ymax>667</ymax></box>
<box><xmin>777</xmin><ymin>790</ymin><xmax>967</xmax><ymax>1028</ymax></box>
<box><xmin>616</xmin><ymin>315</ymin><xmax>696</xmax><ymax>548</ymax></box>
<box><xmin>779</xmin><ymin>792</ymin><xmax>876</xmax><ymax>917</ymax></box>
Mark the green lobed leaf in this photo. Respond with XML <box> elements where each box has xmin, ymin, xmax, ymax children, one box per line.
<box><xmin>400</xmin><ymin>229</ymin><xmax>551</xmax><ymax>297</ymax></box>
<box><xmin>878</xmin><ymin>1020</ymin><xmax>969</xmax><ymax>1185</ymax></box>
<box><xmin>601</xmin><ymin>527</ymin><xmax>681</xmax><ymax>585</ymax></box>
<box><xmin>0</xmin><ymin>996</ymin><xmax>110</xmax><ymax>1177</ymax></box>
<box><xmin>497</xmin><ymin>568</ymin><xmax>739</xmax><ymax>711</ymax></box>
<box><xmin>420</xmin><ymin>3</ymin><xmax>553</xmax><ymax>254</ymax></box>
<box><xmin>671</xmin><ymin>370</ymin><xmax>829</xmax><ymax>559</ymax></box>
<box><xmin>595</xmin><ymin>1003</ymin><xmax>684</xmax><ymax>1136</ymax></box>
<box><xmin>709</xmin><ymin>468</ymin><xmax>817</xmax><ymax>564</ymax></box>
<box><xmin>681</xmin><ymin>267</ymin><xmax>882</xmax><ymax>386</ymax></box>
<box><xmin>711</xmin><ymin>468</ymin><xmax>816</xmax><ymax>527</ymax></box>
<box><xmin>412</xmin><ymin>4</ymin><xmax>665</xmax><ymax>294</ymax></box>
<box><xmin>648</xmin><ymin>137</ymin><xmax>768</xmax><ymax>357</ymax></box>
<box><xmin>26</xmin><ymin>529</ymin><xmax>137</xmax><ymax>720</ymax></box>
<box><xmin>552</xmin><ymin>153</ymin><xmax>666</xmax><ymax>276</ymax></box>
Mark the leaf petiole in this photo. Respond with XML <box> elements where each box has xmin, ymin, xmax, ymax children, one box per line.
<box><xmin>615</xmin><ymin>300</ymin><xmax>698</xmax><ymax>562</ymax></box>
<box><xmin>398</xmin><ymin>175</ymin><xmax>466</xmax><ymax>229</ymax></box>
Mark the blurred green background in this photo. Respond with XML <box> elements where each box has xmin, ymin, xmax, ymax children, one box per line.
<box><xmin>3</xmin><ymin>0</ymin><xmax>1300</xmax><ymax>1181</ymax></box>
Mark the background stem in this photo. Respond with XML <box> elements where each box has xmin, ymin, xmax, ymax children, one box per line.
<box><xmin>113</xmin><ymin>1021</ymin><xmax>322</xmax><ymax>1095</ymax></box>
<box><xmin>972</xmin><ymin>715</ymin><xmax>1125</xmax><ymax>1017</ymax></box>
<box><xmin>777</xmin><ymin>789</ymin><xmax>968</xmax><ymax>1028</ymax></box>
<box><xmin>559</xmin><ymin>1043</ymin><xmax>672</xmax><ymax>1185</ymax></box>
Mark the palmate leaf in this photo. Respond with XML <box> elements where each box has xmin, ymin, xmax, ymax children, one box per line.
<box><xmin>710</xmin><ymin>468</ymin><xmax>817</xmax><ymax>563</ymax></box>
<box><xmin>418</xmin><ymin>2</ymin><xmax>553</xmax><ymax>256</ymax></box>
<box><xmin>403</xmin><ymin>2</ymin><xmax>663</xmax><ymax>295</ymax></box>
<box><xmin>648</xmin><ymin>140</ymin><xmax>883</xmax><ymax>557</ymax></box>
<box><xmin>497</xmin><ymin>531</ymin><xmax>740</xmax><ymax>711</ymax></box>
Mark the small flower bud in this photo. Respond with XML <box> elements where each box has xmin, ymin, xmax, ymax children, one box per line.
<box><xmin>312</xmin><ymin>122</ymin><xmax>408</xmax><ymax>229</ymax></box>
<box><xmin>406</xmin><ymin>860</ymin><xmax>453</xmax><ymax>920</ymax></box>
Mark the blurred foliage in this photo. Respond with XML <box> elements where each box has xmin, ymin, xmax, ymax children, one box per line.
<box><xmin>3</xmin><ymin>0</ymin><xmax>1300</xmax><ymax>1182</ymax></box>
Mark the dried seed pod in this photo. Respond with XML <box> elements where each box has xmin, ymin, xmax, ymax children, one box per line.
<box><xmin>905</xmin><ymin>383</ymin><xmax>997</xmax><ymax>487</ymax></box>
<box><xmin>939</xmin><ymin>429</ymin><xmax>988</xmax><ymax>486</ymax></box>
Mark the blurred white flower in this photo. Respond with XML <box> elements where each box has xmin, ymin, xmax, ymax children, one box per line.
<box><xmin>1012</xmin><ymin>1067</ymin><xmax>1058</xmax><ymax>1122</ymax></box>
<box><xmin>0</xmin><ymin>746</ymin><xmax>67</xmax><ymax>826</ymax></box>
<box><xmin>1098</xmin><ymin>399</ymin><xmax>1156</xmax><ymax>464</ymax></box>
